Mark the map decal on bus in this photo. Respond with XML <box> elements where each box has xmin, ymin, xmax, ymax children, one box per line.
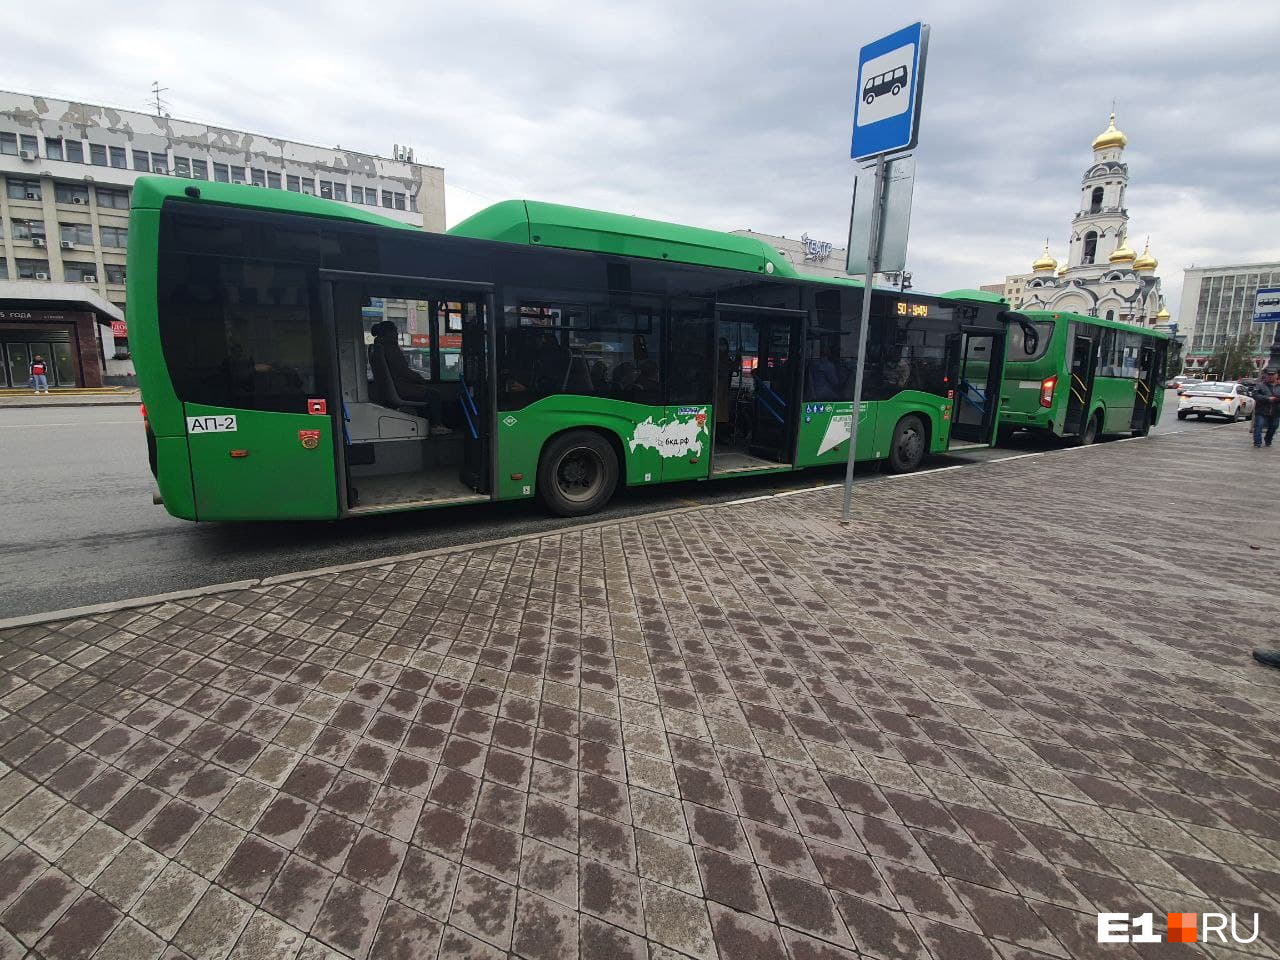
<box><xmin>628</xmin><ymin>409</ymin><xmax>707</xmax><ymax>459</ymax></box>
<box><xmin>186</xmin><ymin>415</ymin><xmax>237</xmax><ymax>434</ymax></box>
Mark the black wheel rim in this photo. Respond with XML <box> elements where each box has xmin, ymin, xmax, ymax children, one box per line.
<box><xmin>555</xmin><ymin>448</ymin><xmax>604</xmax><ymax>503</ymax></box>
<box><xmin>898</xmin><ymin>426</ymin><xmax>923</xmax><ymax>464</ymax></box>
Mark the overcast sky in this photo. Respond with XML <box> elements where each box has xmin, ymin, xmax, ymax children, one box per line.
<box><xmin>6</xmin><ymin>0</ymin><xmax>1279</xmax><ymax>318</ymax></box>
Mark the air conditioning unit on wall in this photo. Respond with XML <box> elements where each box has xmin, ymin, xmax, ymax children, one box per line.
<box><xmin>83</xmin><ymin>275</ymin><xmax>97</xmax><ymax>283</ymax></box>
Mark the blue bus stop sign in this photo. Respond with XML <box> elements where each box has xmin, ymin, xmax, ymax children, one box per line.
<box><xmin>1253</xmin><ymin>288</ymin><xmax>1280</xmax><ymax>323</ymax></box>
<box><xmin>850</xmin><ymin>22</ymin><xmax>929</xmax><ymax>161</ymax></box>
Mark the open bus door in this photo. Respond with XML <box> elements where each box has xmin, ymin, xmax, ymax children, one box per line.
<box><xmin>948</xmin><ymin>327</ymin><xmax>1006</xmax><ymax>445</ymax></box>
<box><xmin>1131</xmin><ymin>340</ymin><xmax>1163</xmax><ymax>434</ymax></box>
<box><xmin>458</xmin><ymin>296</ymin><xmax>495</xmax><ymax>492</ymax></box>
<box><xmin>1063</xmin><ymin>328</ymin><xmax>1099</xmax><ymax>436</ymax></box>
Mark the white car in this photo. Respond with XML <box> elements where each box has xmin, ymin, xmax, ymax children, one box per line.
<box><xmin>1176</xmin><ymin>382</ymin><xmax>1255</xmax><ymax>422</ymax></box>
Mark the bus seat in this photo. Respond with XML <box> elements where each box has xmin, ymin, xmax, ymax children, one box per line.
<box><xmin>368</xmin><ymin>343</ymin><xmax>432</xmax><ymax>416</ymax></box>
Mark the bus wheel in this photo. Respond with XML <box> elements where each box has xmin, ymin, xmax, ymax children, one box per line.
<box><xmin>538</xmin><ymin>431</ymin><xmax>618</xmax><ymax>517</ymax></box>
<box><xmin>1077</xmin><ymin>412</ymin><xmax>1101</xmax><ymax>445</ymax></box>
<box><xmin>887</xmin><ymin>415</ymin><xmax>926</xmax><ymax>473</ymax></box>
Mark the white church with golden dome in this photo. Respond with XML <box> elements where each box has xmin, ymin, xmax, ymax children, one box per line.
<box><xmin>1011</xmin><ymin>114</ymin><xmax>1167</xmax><ymax>325</ymax></box>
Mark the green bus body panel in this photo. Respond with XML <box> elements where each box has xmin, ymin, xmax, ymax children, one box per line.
<box><xmin>129</xmin><ymin>176</ymin><xmax>412</xmax><ymax>229</ymax></box>
<box><xmin>450</xmin><ymin>199</ymin><xmax>802</xmax><ymax>278</ymax></box>
<box><xmin>941</xmin><ymin>288</ymin><xmax>1007</xmax><ymax>305</ymax></box>
<box><xmin>154</xmin><ymin>436</ymin><xmax>197</xmax><ymax>520</ymax></box>
<box><xmin>496</xmin><ymin>394</ymin><xmax>950</xmax><ymax>504</ymax></box>
<box><xmin>184</xmin><ymin>405</ymin><xmax>338</xmax><ymax>521</ymax></box>
<box><xmin>493</xmin><ymin>397</ymin><xmax>713</xmax><ymax>501</ymax></box>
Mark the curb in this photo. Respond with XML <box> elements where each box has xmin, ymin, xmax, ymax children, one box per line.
<box><xmin>0</xmin><ymin>426</ymin><xmax>1199</xmax><ymax>631</ymax></box>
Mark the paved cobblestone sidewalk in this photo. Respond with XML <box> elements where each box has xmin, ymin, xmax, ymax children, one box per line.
<box><xmin>0</xmin><ymin>424</ymin><xmax>1277</xmax><ymax>960</ymax></box>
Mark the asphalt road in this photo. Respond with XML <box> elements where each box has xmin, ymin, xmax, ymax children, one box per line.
<box><xmin>0</xmin><ymin>390</ymin><xmax>1202</xmax><ymax>619</ymax></box>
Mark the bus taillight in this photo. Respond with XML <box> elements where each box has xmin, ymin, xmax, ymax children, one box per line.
<box><xmin>139</xmin><ymin>403</ymin><xmax>148</xmax><ymax>420</ymax></box>
<box><xmin>1039</xmin><ymin>376</ymin><xmax>1057</xmax><ymax>407</ymax></box>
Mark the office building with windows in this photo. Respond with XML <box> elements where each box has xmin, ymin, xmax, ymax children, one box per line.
<box><xmin>1179</xmin><ymin>262</ymin><xmax>1280</xmax><ymax>373</ymax></box>
<box><xmin>0</xmin><ymin>89</ymin><xmax>445</xmax><ymax>388</ymax></box>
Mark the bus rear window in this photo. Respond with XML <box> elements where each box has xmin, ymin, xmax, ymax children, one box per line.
<box><xmin>1006</xmin><ymin>321</ymin><xmax>1055</xmax><ymax>362</ymax></box>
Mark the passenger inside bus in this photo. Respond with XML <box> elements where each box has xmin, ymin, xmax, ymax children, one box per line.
<box><xmin>368</xmin><ymin>321</ymin><xmax>452</xmax><ymax>436</ymax></box>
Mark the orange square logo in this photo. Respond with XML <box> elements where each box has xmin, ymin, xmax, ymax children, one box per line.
<box><xmin>1168</xmin><ymin>913</ymin><xmax>1197</xmax><ymax>943</ymax></box>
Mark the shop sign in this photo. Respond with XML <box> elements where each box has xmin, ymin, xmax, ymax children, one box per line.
<box><xmin>801</xmin><ymin>234</ymin><xmax>834</xmax><ymax>262</ymax></box>
<box><xmin>111</xmin><ymin>320</ymin><xmax>128</xmax><ymax>337</ymax></box>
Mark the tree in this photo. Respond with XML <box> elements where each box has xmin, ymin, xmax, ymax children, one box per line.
<box><xmin>1205</xmin><ymin>333</ymin><xmax>1258</xmax><ymax>380</ymax></box>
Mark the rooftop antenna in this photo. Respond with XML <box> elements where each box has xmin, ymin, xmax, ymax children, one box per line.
<box><xmin>149</xmin><ymin>81</ymin><xmax>170</xmax><ymax>117</ymax></box>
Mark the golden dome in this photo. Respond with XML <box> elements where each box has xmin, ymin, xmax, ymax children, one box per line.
<box><xmin>1032</xmin><ymin>242</ymin><xmax>1058</xmax><ymax>273</ymax></box>
<box><xmin>1057</xmin><ymin>262</ymin><xmax>1069</xmax><ymax>276</ymax></box>
<box><xmin>1109</xmin><ymin>235</ymin><xmax>1136</xmax><ymax>264</ymax></box>
<box><xmin>1132</xmin><ymin>238</ymin><xmax>1157</xmax><ymax>271</ymax></box>
<box><xmin>1156</xmin><ymin>306</ymin><xmax>1170</xmax><ymax>320</ymax></box>
<box><xmin>1092</xmin><ymin>112</ymin><xmax>1127</xmax><ymax>151</ymax></box>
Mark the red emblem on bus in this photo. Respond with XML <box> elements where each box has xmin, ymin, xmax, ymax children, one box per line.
<box><xmin>308</xmin><ymin>398</ymin><xmax>327</xmax><ymax>415</ymax></box>
<box><xmin>694</xmin><ymin>412</ymin><xmax>707</xmax><ymax>427</ymax></box>
<box><xmin>298</xmin><ymin>429</ymin><xmax>321</xmax><ymax>450</ymax></box>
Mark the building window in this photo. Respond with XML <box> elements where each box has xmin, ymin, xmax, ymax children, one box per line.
<box><xmin>1089</xmin><ymin>186</ymin><xmax>1103</xmax><ymax>213</ymax></box>
<box><xmin>287</xmin><ymin>174</ymin><xmax>300</xmax><ymax>192</ymax></box>
<box><xmin>8</xmin><ymin>178</ymin><xmax>42</xmax><ymax>201</ymax></box>
<box><xmin>60</xmin><ymin>223</ymin><xmax>93</xmax><ymax>245</ymax></box>
<box><xmin>301</xmin><ymin>178</ymin><xmax>315</xmax><ymax>195</ymax></box>
<box><xmin>334</xmin><ymin>183</ymin><xmax>347</xmax><ymax>202</ymax></box>
<box><xmin>0</xmin><ymin>260</ymin><xmax>6</xmax><ymax>280</ymax></box>
<box><xmin>174</xmin><ymin>157</ymin><xmax>191</xmax><ymax>177</ymax></box>
<box><xmin>267</xmin><ymin>171</ymin><xmax>281</xmax><ymax>189</ymax></box>
<box><xmin>20</xmin><ymin>134</ymin><xmax>37</xmax><ymax>156</ymax></box>
<box><xmin>104</xmin><ymin>146</ymin><xmax>123</xmax><ymax>169</ymax></box>
<box><xmin>192</xmin><ymin>159</ymin><xmax>209</xmax><ymax>180</ymax></box>
<box><xmin>319</xmin><ymin>180</ymin><xmax>333</xmax><ymax>199</ymax></box>
<box><xmin>213</xmin><ymin>163</ymin><xmax>229</xmax><ymax>183</ymax></box>
<box><xmin>16</xmin><ymin>259</ymin><xmax>50</xmax><ymax>280</ymax></box>
<box><xmin>63</xmin><ymin>261</ymin><xmax>97</xmax><ymax>282</ymax></box>
<box><xmin>230</xmin><ymin>165</ymin><xmax>246</xmax><ymax>184</ymax></box>
<box><xmin>0</xmin><ymin>132</ymin><xmax>17</xmax><ymax>155</ymax></box>
<box><xmin>382</xmin><ymin>190</ymin><xmax>393</xmax><ymax>208</ymax></box>
<box><xmin>105</xmin><ymin>264</ymin><xmax>127</xmax><ymax>285</ymax></box>
<box><xmin>45</xmin><ymin>137</ymin><xmax>64</xmax><ymax>161</ymax></box>
<box><xmin>96</xmin><ymin>187</ymin><xmax>130</xmax><ymax>209</ymax></box>
<box><xmin>55</xmin><ymin>183</ymin><xmax>91</xmax><ymax>204</ymax></box>
<box><xmin>350</xmin><ymin>186</ymin><xmax>363</xmax><ymax>204</ymax></box>
<box><xmin>1082</xmin><ymin>230</ymin><xmax>1098</xmax><ymax>264</ymax></box>
<box><xmin>89</xmin><ymin>144</ymin><xmax>108</xmax><ymax>166</ymax></box>
<box><xmin>393</xmin><ymin>192</ymin><xmax>406</xmax><ymax>211</ymax></box>
<box><xmin>66</xmin><ymin>140</ymin><xmax>84</xmax><ymax>163</ymax></box>
<box><xmin>100</xmin><ymin>226</ymin><xmax>129</xmax><ymax>248</ymax></box>
<box><xmin>251</xmin><ymin>168</ymin><xmax>266</xmax><ymax>187</ymax></box>
<box><xmin>13</xmin><ymin>220</ymin><xmax>47</xmax><ymax>241</ymax></box>
<box><xmin>133</xmin><ymin>150</ymin><xmax>151</xmax><ymax>172</ymax></box>
<box><xmin>152</xmin><ymin>152</ymin><xmax>168</xmax><ymax>174</ymax></box>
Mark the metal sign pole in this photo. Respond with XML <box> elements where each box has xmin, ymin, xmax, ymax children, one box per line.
<box><xmin>841</xmin><ymin>152</ymin><xmax>888</xmax><ymax>524</ymax></box>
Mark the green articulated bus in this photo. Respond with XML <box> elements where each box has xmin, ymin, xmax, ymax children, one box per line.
<box><xmin>128</xmin><ymin>176</ymin><xmax>1018</xmax><ymax>521</ymax></box>
<box><xmin>994</xmin><ymin>310</ymin><xmax>1169</xmax><ymax>444</ymax></box>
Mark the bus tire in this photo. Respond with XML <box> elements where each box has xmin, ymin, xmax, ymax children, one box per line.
<box><xmin>537</xmin><ymin>430</ymin><xmax>618</xmax><ymax>517</ymax></box>
<box><xmin>886</xmin><ymin>415</ymin><xmax>927</xmax><ymax>473</ymax></box>
<box><xmin>1077</xmin><ymin>412</ymin><xmax>1101</xmax><ymax>446</ymax></box>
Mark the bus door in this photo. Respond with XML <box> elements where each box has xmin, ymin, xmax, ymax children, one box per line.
<box><xmin>1131</xmin><ymin>342</ymin><xmax>1161</xmax><ymax>432</ymax></box>
<box><xmin>948</xmin><ymin>328</ymin><xmax>1006</xmax><ymax>445</ymax></box>
<box><xmin>320</xmin><ymin>271</ymin><xmax>493</xmax><ymax>515</ymax></box>
<box><xmin>712</xmin><ymin>307</ymin><xmax>802</xmax><ymax>475</ymax></box>
<box><xmin>1063</xmin><ymin>330</ymin><xmax>1098</xmax><ymax>436</ymax></box>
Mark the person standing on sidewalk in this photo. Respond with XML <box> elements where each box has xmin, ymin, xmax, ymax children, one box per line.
<box><xmin>30</xmin><ymin>354</ymin><xmax>49</xmax><ymax>395</ymax></box>
<box><xmin>1252</xmin><ymin>369</ymin><xmax>1280</xmax><ymax>448</ymax></box>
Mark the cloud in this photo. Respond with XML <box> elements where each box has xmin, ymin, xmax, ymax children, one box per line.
<box><xmin>3</xmin><ymin>0</ymin><xmax>1276</xmax><ymax>322</ymax></box>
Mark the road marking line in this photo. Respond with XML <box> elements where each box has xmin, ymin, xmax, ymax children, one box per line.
<box><xmin>0</xmin><ymin>420</ymin><xmax>136</xmax><ymax>428</ymax></box>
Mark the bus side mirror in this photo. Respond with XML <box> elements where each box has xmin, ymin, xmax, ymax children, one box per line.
<box><xmin>998</xmin><ymin>310</ymin><xmax>1039</xmax><ymax>355</ymax></box>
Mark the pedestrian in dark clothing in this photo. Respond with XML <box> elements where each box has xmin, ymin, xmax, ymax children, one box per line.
<box><xmin>1252</xmin><ymin>369</ymin><xmax>1280</xmax><ymax>448</ymax></box>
